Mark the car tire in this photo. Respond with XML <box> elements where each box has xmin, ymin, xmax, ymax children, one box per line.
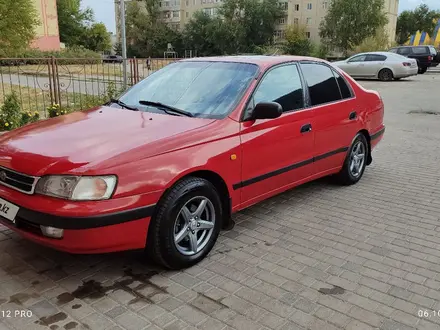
<box><xmin>378</xmin><ymin>68</ymin><xmax>393</xmax><ymax>81</ymax></box>
<box><xmin>420</xmin><ymin>67</ymin><xmax>427</xmax><ymax>74</ymax></box>
<box><xmin>146</xmin><ymin>177</ymin><xmax>223</xmax><ymax>270</ymax></box>
<box><xmin>394</xmin><ymin>78</ymin><xmax>401</xmax><ymax>81</ymax></box>
<box><xmin>334</xmin><ymin>133</ymin><xmax>369</xmax><ymax>186</ymax></box>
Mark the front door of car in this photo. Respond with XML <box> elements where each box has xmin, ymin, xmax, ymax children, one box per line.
<box><xmin>238</xmin><ymin>63</ymin><xmax>315</xmax><ymax>206</ymax></box>
<box><xmin>299</xmin><ymin>62</ymin><xmax>361</xmax><ymax>174</ymax></box>
<box><xmin>344</xmin><ymin>54</ymin><xmax>368</xmax><ymax>76</ymax></box>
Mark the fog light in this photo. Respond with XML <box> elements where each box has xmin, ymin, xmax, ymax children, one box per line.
<box><xmin>40</xmin><ymin>226</ymin><xmax>64</xmax><ymax>239</ymax></box>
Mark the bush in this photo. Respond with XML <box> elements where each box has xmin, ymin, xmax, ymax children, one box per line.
<box><xmin>47</xmin><ymin>104</ymin><xmax>71</xmax><ymax>118</ymax></box>
<box><xmin>20</xmin><ymin>111</ymin><xmax>40</xmax><ymax>126</ymax></box>
<box><xmin>353</xmin><ymin>28</ymin><xmax>392</xmax><ymax>54</ymax></box>
<box><xmin>0</xmin><ymin>92</ymin><xmax>21</xmax><ymax>130</ymax></box>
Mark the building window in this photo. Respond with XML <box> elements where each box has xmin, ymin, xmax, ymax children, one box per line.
<box><xmin>307</xmin><ymin>3</ymin><xmax>312</xmax><ymax>9</ymax></box>
<box><xmin>186</xmin><ymin>12</ymin><xmax>189</xmax><ymax>17</ymax></box>
<box><xmin>305</xmin><ymin>32</ymin><xmax>311</xmax><ymax>38</ymax></box>
<box><xmin>306</xmin><ymin>17</ymin><xmax>312</xmax><ymax>25</ymax></box>
<box><xmin>322</xmin><ymin>1</ymin><xmax>328</xmax><ymax>9</ymax></box>
<box><xmin>279</xmin><ymin>17</ymin><xmax>286</xmax><ymax>24</ymax></box>
<box><xmin>278</xmin><ymin>2</ymin><xmax>288</xmax><ymax>10</ymax></box>
<box><xmin>159</xmin><ymin>2</ymin><xmax>162</xmax><ymax>7</ymax></box>
<box><xmin>294</xmin><ymin>4</ymin><xmax>299</xmax><ymax>11</ymax></box>
<box><xmin>164</xmin><ymin>1</ymin><xmax>170</xmax><ymax>6</ymax></box>
<box><xmin>294</xmin><ymin>18</ymin><xmax>299</xmax><ymax>25</ymax></box>
<box><xmin>173</xmin><ymin>10</ymin><xmax>180</xmax><ymax>18</ymax></box>
<box><xmin>186</xmin><ymin>0</ymin><xmax>189</xmax><ymax>5</ymax></box>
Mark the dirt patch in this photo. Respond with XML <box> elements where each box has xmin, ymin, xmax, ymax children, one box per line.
<box><xmin>408</xmin><ymin>110</ymin><xmax>440</xmax><ymax>115</ymax></box>
<box><xmin>35</xmin><ymin>312</ymin><xmax>68</xmax><ymax>326</ymax></box>
<box><xmin>9</xmin><ymin>292</ymin><xmax>39</xmax><ymax>305</ymax></box>
<box><xmin>318</xmin><ymin>285</ymin><xmax>345</xmax><ymax>295</ymax></box>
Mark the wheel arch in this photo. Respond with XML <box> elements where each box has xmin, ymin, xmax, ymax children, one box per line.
<box><xmin>155</xmin><ymin>169</ymin><xmax>234</xmax><ymax>230</ymax></box>
<box><xmin>358</xmin><ymin>129</ymin><xmax>372</xmax><ymax>165</ymax></box>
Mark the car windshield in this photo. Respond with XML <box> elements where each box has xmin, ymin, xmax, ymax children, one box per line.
<box><xmin>118</xmin><ymin>61</ymin><xmax>259</xmax><ymax>119</ymax></box>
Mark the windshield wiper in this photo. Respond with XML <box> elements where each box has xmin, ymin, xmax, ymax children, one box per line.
<box><xmin>139</xmin><ymin>100</ymin><xmax>193</xmax><ymax>117</ymax></box>
<box><xmin>110</xmin><ymin>98</ymin><xmax>139</xmax><ymax>111</ymax></box>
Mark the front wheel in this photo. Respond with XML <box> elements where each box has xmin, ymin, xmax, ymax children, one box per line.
<box><xmin>146</xmin><ymin>177</ymin><xmax>222</xmax><ymax>269</ymax></box>
<box><xmin>334</xmin><ymin>133</ymin><xmax>369</xmax><ymax>185</ymax></box>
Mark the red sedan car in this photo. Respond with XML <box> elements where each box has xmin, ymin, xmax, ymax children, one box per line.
<box><xmin>0</xmin><ymin>56</ymin><xmax>385</xmax><ymax>269</ymax></box>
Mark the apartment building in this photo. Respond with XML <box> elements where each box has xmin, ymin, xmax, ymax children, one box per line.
<box><xmin>115</xmin><ymin>0</ymin><xmax>399</xmax><ymax>45</ymax></box>
<box><xmin>31</xmin><ymin>0</ymin><xmax>61</xmax><ymax>51</ymax></box>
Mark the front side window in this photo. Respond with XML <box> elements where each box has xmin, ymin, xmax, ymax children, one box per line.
<box><xmin>118</xmin><ymin>61</ymin><xmax>258</xmax><ymax>119</ymax></box>
<box><xmin>348</xmin><ymin>54</ymin><xmax>367</xmax><ymax>62</ymax></box>
<box><xmin>253</xmin><ymin>64</ymin><xmax>304</xmax><ymax>112</ymax></box>
<box><xmin>397</xmin><ymin>47</ymin><xmax>411</xmax><ymax>55</ymax></box>
<box><xmin>300</xmin><ymin>63</ymin><xmax>342</xmax><ymax>106</ymax></box>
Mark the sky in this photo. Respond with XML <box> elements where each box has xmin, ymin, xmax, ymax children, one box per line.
<box><xmin>81</xmin><ymin>0</ymin><xmax>440</xmax><ymax>34</ymax></box>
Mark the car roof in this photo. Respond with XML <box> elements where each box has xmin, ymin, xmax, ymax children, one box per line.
<box><xmin>180</xmin><ymin>55</ymin><xmax>327</xmax><ymax>69</ymax></box>
<box><xmin>355</xmin><ymin>51</ymin><xmax>393</xmax><ymax>55</ymax></box>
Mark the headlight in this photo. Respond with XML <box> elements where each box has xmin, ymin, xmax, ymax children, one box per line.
<box><xmin>35</xmin><ymin>175</ymin><xmax>117</xmax><ymax>201</ymax></box>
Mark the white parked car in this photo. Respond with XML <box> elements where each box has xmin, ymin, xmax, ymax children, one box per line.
<box><xmin>333</xmin><ymin>52</ymin><xmax>418</xmax><ymax>81</ymax></box>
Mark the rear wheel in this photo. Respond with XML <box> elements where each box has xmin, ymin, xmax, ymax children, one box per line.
<box><xmin>420</xmin><ymin>67</ymin><xmax>427</xmax><ymax>74</ymax></box>
<box><xmin>146</xmin><ymin>177</ymin><xmax>222</xmax><ymax>269</ymax></box>
<box><xmin>394</xmin><ymin>78</ymin><xmax>401</xmax><ymax>81</ymax></box>
<box><xmin>378</xmin><ymin>68</ymin><xmax>393</xmax><ymax>81</ymax></box>
<box><xmin>334</xmin><ymin>133</ymin><xmax>368</xmax><ymax>186</ymax></box>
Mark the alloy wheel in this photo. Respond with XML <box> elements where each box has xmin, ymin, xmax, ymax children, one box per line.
<box><xmin>349</xmin><ymin>141</ymin><xmax>366</xmax><ymax>178</ymax></box>
<box><xmin>173</xmin><ymin>196</ymin><xmax>215</xmax><ymax>256</ymax></box>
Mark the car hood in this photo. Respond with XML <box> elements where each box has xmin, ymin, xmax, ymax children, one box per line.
<box><xmin>0</xmin><ymin>106</ymin><xmax>215</xmax><ymax>175</ymax></box>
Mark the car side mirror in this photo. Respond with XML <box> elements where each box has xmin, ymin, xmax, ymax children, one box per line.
<box><xmin>249</xmin><ymin>102</ymin><xmax>283</xmax><ymax>120</ymax></box>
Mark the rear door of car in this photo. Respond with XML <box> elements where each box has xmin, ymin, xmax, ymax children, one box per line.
<box><xmin>363</xmin><ymin>54</ymin><xmax>387</xmax><ymax>77</ymax></box>
<box><xmin>299</xmin><ymin>62</ymin><xmax>361</xmax><ymax>174</ymax></box>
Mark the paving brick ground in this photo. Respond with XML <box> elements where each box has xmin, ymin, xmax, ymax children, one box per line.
<box><xmin>1</xmin><ymin>71</ymin><xmax>440</xmax><ymax>330</ymax></box>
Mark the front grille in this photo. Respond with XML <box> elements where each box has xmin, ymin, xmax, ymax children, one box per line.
<box><xmin>0</xmin><ymin>166</ymin><xmax>38</xmax><ymax>194</ymax></box>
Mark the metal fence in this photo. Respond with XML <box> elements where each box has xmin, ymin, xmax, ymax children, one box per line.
<box><xmin>0</xmin><ymin>57</ymin><xmax>179</xmax><ymax>118</ymax></box>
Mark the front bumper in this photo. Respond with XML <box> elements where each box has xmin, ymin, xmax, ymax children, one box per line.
<box><xmin>0</xmin><ymin>188</ymin><xmax>161</xmax><ymax>253</ymax></box>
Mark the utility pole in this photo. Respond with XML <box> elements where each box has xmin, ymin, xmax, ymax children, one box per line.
<box><xmin>120</xmin><ymin>0</ymin><xmax>128</xmax><ymax>89</ymax></box>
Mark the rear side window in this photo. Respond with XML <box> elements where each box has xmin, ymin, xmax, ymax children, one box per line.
<box><xmin>429</xmin><ymin>46</ymin><xmax>437</xmax><ymax>55</ymax></box>
<box><xmin>332</xmin><ymin>70</ymin><xmax>352</xmax><ymax>99</ymax></box>
<box><xmin>253</xmin><ymin>64</ymin><xmax>304</xmax><ymax>112</ymax></box>
<box><xmin>366</xmin><ymin>54</ymin><xmax>387</xmax><ymax>61</ymax></box>
<box><xmin>397</xmin><ymin>47</ymin><xmax>411</xmax><ymax>55</ymax></box>
<box><xmin>412</xmin><ymin>46</ymin><xmax>428</xmax><ymax>54</ymax></box>
<box><xmin>389</xmin><ymin>48</ymin><xmax>397</xmax><ymax>53</ymax></box>
<box><xmin>300</xmin><ymin>63</ymin><xmax>341</xmax><ymax>106</ymax></box>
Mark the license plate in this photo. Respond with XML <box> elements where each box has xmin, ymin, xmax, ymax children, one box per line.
<box><xmin>0</xmin><ymin>197</ymin><xmax>19</xmax><ymax>223</ymax></box>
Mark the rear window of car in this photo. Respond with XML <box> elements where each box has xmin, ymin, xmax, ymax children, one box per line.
<box><xmin>412</xmin><ymin>46</ymin><xmax>428</xmax><ymax>54</ymax></box>
<box><xmin>429</xmin><ymin>46</ymin><xmax>437</xmax><ymax>55</ymax></box>
<box><xmin>300</xmin><ymin>63</ymin><xmax>342</xmax><ymax>106</ymax></box>
<box><xmin>366</xmin><ymin>54</ymin><xmax>387</xmax><ymax>61</ymax></box>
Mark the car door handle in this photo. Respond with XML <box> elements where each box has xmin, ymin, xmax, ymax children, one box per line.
<box><xmin>349</xmin><ymin>111</ymin><xmax>357</xmax><ymax>120</ymax></box>
<box><xmin>300</xmin><ymin>123</ymin><xmax>312</xmax><ymax>133</ymax></box>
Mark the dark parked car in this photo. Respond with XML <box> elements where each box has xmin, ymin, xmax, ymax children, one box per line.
<box><xmin>103</xmin><ymin>55</ymin><xmax>123</xmax><ymax>64</ymax></box>
<box><xmin>389</xmin><ymin>45</ymin><xmax>438</xmax><ymax>73</ymax></box>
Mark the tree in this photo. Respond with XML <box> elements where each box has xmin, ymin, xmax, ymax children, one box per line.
<box><xmin>56</xmin><ymin>0</ymin><xmax>93</xmax><ymax>47</ymax></box>
<box><xmin>0</xmin><ymin>0</ymin><xmax>39</xmax><ymax>56</ymax></box>
<box><xmin>83</xmin><ymin>23</ymin><xmax>112</xmax><ymax>52</ymax></box>
<box><xmin>396</xmin><ymin>4</ymin><xmax>440</xmax><ymax>45</ymax></box>
<box><xmin>354</xmin><ymin>27</ymin><xmax>391</xmax><ymax>54</ymax></box>
<box><xmin>282</xmin><ymin>25</ymin><xmax>313</xmax><ymax>56</ymax></box>
<box><xmin>319</xmin><ymin>0</ymin><xmax>388</xmax><ymax>55</ymax></box>
<box><xmin>183</xmin><ymin>0</ymin><xmax>284</xmax><ymax>55</ymax></box>
<box><xmin>396</xmin><ymin>11</ymin><xmax>415</xmax><ymax>45</ymax></box>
